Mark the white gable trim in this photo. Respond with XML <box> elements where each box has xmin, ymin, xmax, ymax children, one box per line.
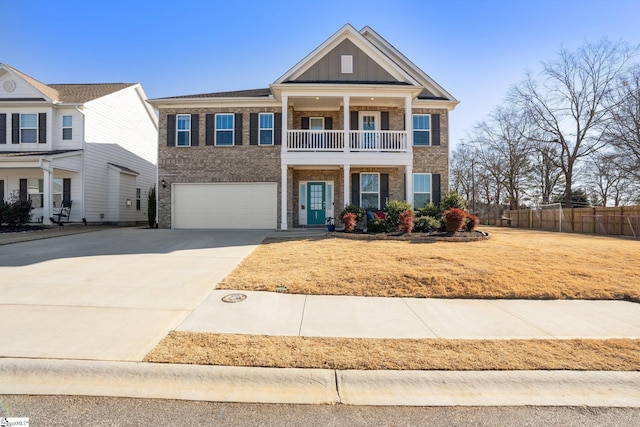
<box><xmin>274</xmin><ymin>24</ymin><xmax>421</xmax><ymax>87</ymax></box>
<box><xmin>360</xmin><ymin>26</ymin><xmax>458</xmax><ymax>103</ymax></box>
<box><xmin>0</xmin><ymin>64</ymin><xmax>55</xmax><ymax>103</ymax></box>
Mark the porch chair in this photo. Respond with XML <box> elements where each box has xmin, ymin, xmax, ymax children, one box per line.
<box><xmin>52</xmin><ymin>200</ymin><xmax>72</xmax><ymax>224</ymax></box>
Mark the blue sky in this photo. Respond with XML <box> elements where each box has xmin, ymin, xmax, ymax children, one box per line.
<box><xmin>2</xmin><ymin>1</ymin><xmax>639</xmax><ymax>148</ymax></box>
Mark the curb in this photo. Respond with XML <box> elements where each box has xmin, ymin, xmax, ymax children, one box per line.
<box><xmin>2</xmin><ymin>358</ymin><xmax>640</xmax><ymax>407</ymax></box>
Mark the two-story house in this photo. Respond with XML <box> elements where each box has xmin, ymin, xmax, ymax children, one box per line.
<box><xmin>0</xmin><ymin>64</ymin><xmax>157</xmax><ymax>225</ymax></box>
<box><xmin>150</xmin><ymin>24</ymin><xmax>458</xmax><ymax>230</ymax></box>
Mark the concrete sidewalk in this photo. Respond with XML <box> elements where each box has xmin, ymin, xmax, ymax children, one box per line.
<box><xmin>179</xmin><ymin>290</ymin><xmax>640</xmax><ymax>339</ymax></box>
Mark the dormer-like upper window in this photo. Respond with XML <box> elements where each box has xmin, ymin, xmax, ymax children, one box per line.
<box><xmin>341</xmin><ymin>55</ymin><xmax>353</xmax><ymax>74</ymax></box>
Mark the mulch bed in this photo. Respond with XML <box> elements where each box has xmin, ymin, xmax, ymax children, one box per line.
<box><xmin>328</xmin><ymin>230</ymin><xmax>490</xmax><ymax>242</ymax></box>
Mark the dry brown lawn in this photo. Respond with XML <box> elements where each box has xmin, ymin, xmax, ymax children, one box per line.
<box><xmin>145</xmin><ymin>332</ymin><xmax>640</xmax><ymax>371</ymax></box>
<box><xmin>218</xmin><ymin>227</ymin><xmax>640</xmax><ymax>302</ymax></box>
<box><xmin>146</xmin><ymin>227</ymin><xmax>640</xmax><ymax>370</ymax></box>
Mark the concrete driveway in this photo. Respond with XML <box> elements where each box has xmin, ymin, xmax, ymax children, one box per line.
<box><xmin>0</xmin><ymin>228</ymin><xmax>267</xmax><ymax>361</ymax></box>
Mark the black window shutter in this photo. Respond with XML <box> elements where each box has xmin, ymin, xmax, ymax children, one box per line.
<box><xmin>191</xmin><ymin>114</ymin><xmax>199</xmax><ymax>146</ymax></box>
<box><xmin>351</xmin><ymin>173</ymin><xmax>360</xmax><ymax>206</ymax></box>
<box><xmin>380</xmin><ymin>173</ymin><xmax>389</xmax><ymax>209</ymax></box>
<box><xmin>431</xmin><ymin>114</ymin><xmax>441</xmax><ymax>146</ymax></box>
<box><xmin>432</xmin><ymin>173</ymin><xmax>441</xmax><ymax>205</ymax></box>
<box><xmin>274</xmin><ymin>112</ymin><xmax>282</xmax><ymax>146</ymax></box>
<box><xmin>205</xmin><ymin>114</ymin><xmax>215</xmax><ymax>145</ymax></box>
<box><xmin>350</xmin><ymin>111</ymin><xmax>358</xmax><ymax>130</ymax></box>
<box><xmin>12</xmin><ymin>114</ymin><xmax>19</xmax><ymax>144</ymax></box>
<box><xmin>249</xmin><ymin>113</ymin><xmax>258</xmax><ymax>145</ymax></box>
<box><xmin>166</xmin><ymin>114</ymin><xmax>176</xmax><ymax>147</ymax></box>
<box><xmin>301</xmin><ymin>117</ymin><xmax>309</xmax><ymax>130</ymax></box>
<box><xmin>0</xmin><ymin>180</ymin><xmax>4</xmax><ymax>203</ymax></box>
<box><xmin>63</xmin><ymin>178</ymin><xmax>71</xmax><ymax>205</ymax></box>
<box><xmin>0</xmin><ymin>113</ymin><xmax>6</xmax><ymax>144</ymax></box>
<box><xmin>19</xmin><ymin>179</ymin><xmax>27</xmax><ymax>202</ymax></box>
<box><xmin>234</xmin><ymin>113</ymin><xmax>243</xmax><ymax>145</ymax></box>
<box><xmin>324</xmin><ymin>117</ymin><xmax>333</xmax><ymax>130</ymax></box>
<box><xmin>38</xmin><ymin>113</ymin><xmax>46</xmax><ymax>143</ymax></box>
<box><xmin>381</xmin><ymin>112</ymin><xmax>389</xmax><ymax>130</ymax></box>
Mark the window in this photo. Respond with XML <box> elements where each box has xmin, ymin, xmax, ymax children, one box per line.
<box><xmin>309</xmin><ymin>117</ymin><xmax>324</xmax><ymax>130</ymax></box>
<box><xmin>136</xmin><ymin>188</ymin><xmax>141</xmax><ymax>210</ymax></box>
<box><xmin>27</xmin><ymin>178</ymin><xmax>43</xmax><ymax>207</ymax></box>
<box><xmin>413</xmin><ymin>174</ymin><xmax>432</xmax><ymax>208</ymax></box>
<box><xmin>259</xmin><ymin>113</ymin><xmax>273</xmax><ymax>145</ymax></box>
<box><xmin>52</xmin><ymin>178</ymin><xmax>63</xmax><ymax>207</ymax></box>
<box><xmin>413</xmin><ymin>114</ymin><xmax>431</xmax><ymax>146</ymax></box>
<box><xmin>20</xmin><ymin>114</ymin><xmax>38</xmax><ymax>143</ymax></box>
<box><xmin>215</xmin><ymin>113</ymin><xmax>234</xmax><ymax>146</ymax></box>
<box><xmin>341</xmin><ymin>55</ymin><xmax>353</xmax><ymax>74</ymax></box>
<box><xmin>62</xmin><ymin>115</ymin><xmax>72</xmax><ymax>140</ymax></box>
<box><xmin>176</xmin><ymin>114</ymin><xmax>191</xmax><ymax>146</ymax></box>
<box><xmin>360</xmin><ymin>173</ymin><xmax>379</xmax><ymax>209</ymax></box>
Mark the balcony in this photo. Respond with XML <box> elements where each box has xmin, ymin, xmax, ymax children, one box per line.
<box><xmin>286</xmin><ymin>130</ymin><xmax>407</xmax><ymax>152</ymax></box>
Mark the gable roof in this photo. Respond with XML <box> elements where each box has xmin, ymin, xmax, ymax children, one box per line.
<box><xmin>0</xmin><ymin>63</ymin><xmax>136</xmax><ymax>103</ymax></box>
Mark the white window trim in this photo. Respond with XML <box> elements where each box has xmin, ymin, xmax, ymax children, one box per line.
<box><xmin>215</xmin><ymin>113</ymin><xmax>234</xmax><ymax>146</ymax></box>
<box><xmin>360</xmin><ymin>172</ymin><xmax>380</xmax><ymax>209</ymax></box>
<box><xmin>258</xmin><ymin>112</ymin><xmax>274</xmax><ymax>146</ymax></box>
<box><xmin>176</xmin><ymin>114</ymin><xmax>191</xmax><ymax>147</ymax></box>
<box><xmin>413</xmin><ymin>114</ymin><xmax>431</xmax><ymax>146</ymax></box>
<box><xmin>27</xmin><ymin>178</ymin><xmax>44</xmax><ymax>208</ymax></box>
<box><xmin>413</xmin><ymin>173</ymin><xmax>432</xmax><ymax>207</ymax></box>
<box><xmin>341</xmin><ymin>55</ymin><xmax>353</xmax><ymax>74</ymax></box>
<box><xmin>358</xmin><ymin>111</ymin><xmax>380</xmax><ymax>130</ymax></box>
<box><xmin>62</xmin><ymin>115</ymin><xmax>72</xmax><ymax>140</ymax></box>
<box><xmin>309</xmin><ymin>117</ymin><xmax>325</xmax><ymax>130</ymax></box>
<box><xmin>20</xmin><ymin>113</ymin><xmax>38</xmax><ymax>143</ymax></box>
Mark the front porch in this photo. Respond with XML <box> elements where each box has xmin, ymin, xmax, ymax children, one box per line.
<box><xmin>286</xmin><ymin>130</ymin><xmax>407</xmax><ymax>152</ymax></box>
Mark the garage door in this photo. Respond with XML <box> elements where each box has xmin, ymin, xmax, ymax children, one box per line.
<box><xmin>172</xmin><ymin>183</ymin><xmax>277</xmax><ymax>229</ymax></box>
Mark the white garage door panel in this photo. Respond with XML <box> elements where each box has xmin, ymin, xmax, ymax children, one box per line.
<box><xmin>173</xmin><ymin>183</ymin><xmax>277</xmax><ymax>229</ymax></box>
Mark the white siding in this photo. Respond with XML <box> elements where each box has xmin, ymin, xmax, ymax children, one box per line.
<box><xmin>51</xmin><ymin>107</ymin><xmax>84</xmax><ymax>151</ymax></box>
<box><xmin>0</xmin><ymin>106</ymin><xmax>54</xmax><ymax>152</ymax></box>
<box><xmin>119</xmin><ymin>173</ymin><xmax>137</xmax><ymax>225</ymax></box>
<box><xmin>83</xmin><ymin>85</ymin><xmax>158</xmax><ymax>224</ymax></box>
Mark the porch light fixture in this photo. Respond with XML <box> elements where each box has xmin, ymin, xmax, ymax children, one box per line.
<box><xmin>161</xmin><ymin>178</ymin><xmax>166</xmax><ymax>188</ymax></box>
<box><xmin>315</xmin><ymin>97</ymin><xmax>320</xmax><ymax>100</ymax></box>
<box><xmin>370</xmin><ymin>97</ymin><xmax>375</xmax><ymax>100</ymax></box>
<box><xmin>126</xmin><ymin>199</ymin><xmax>132</xmax><ymax>207</ymax></box>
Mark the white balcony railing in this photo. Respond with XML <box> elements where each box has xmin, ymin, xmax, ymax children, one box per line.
<box><xmin>286</xmin><ymin>130</ymin><xmax>407</xmax><ymax>152</ymax></box>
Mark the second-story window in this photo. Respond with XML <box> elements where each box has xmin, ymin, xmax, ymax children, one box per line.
<box><xmin>413</xmin><ymin>114</ymin><xmax>431</xmax><ymax>146</ymax></box>
<box><xmin>216</xmin><ymin>113</ymin><xmax>234</xmax><ymax>146</ymax></box>
<box><xmin>62</xmin><ymin>115</ymin><xmax>73</xmax><ymax>140</ymax></box>
<box><xmin>20</xmin><ymin>114</ymin><xmax>38</xmax><ymax>143</ymax></box>
<box><xmin>259</xmin><ymin>113</ymin><xmax>273</xmax><ymax>145</ymax></box>
<box><xmin>176</xmin><ymin>114</ymin><xmax>191</xmax><ymax>146</ymax></box>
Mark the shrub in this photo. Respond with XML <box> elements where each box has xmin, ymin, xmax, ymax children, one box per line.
<box><xmin>465</xmin><ymin>213</ymin><xmax>479</xmax><ymax>232</ymax></box>
<box><xmin>367</xmin><ymin>218</ymin><xmax>387</xmax><ymax>233</ymax></box>
<box><xmin>440</xmin><ymin>191</ymin><xmax>467</xmax><ymax>212</ymax></box>
<box><xmin>413</xmin><ymin>216</ymin><xmax>441</xmax><ymax>233</ymax></box>
<box><xmin>342</xmin><ymin>212</ymin><xmax>357</xmax><ymax>233</ymax></box>
<box><xmin>443</xmin><ymin>208</ymin><xmax>466</xmax><ymax>233</ymax></box>
<box><xmin>147</xmin><ymin>186</ymin><xmax>156</xmax><ymax>228</ymax></box>
<box><xmin>399</xmin><ymin>209</ymin><xmax>414</xmax><ymax>234</ymax></box>
<box><xmin>340</xmin><ymin>204</ymin><xmax>365</xmax><ymax>225</ymax></box>
<box><xmin>415</xmin><ymin>202</ymin><xmax>442</xmax><ymax>219</ymax></box>
<box><xmin>384</xmin><ymin>200</ymin><xmax>412</xmax><ymax>232</ymax></box>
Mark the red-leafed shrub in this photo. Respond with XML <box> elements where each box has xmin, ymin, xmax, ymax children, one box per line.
<box><xmin>465</xmin><ymin>213</ymin><xmax>479</xmax><ymax>232</ymax></box>
<box><xmin>443</xmin><ymin>208</ymin><xmax>466</xmax><ymax>233</ymax></box>
<box><xmin>399</xmin><ymin>209</ymin><xmax>414</xmax><ymax>234</ymax></box>
<box><xmin>342</xmin><ymin>212</ymin><xmax>357</xmax><ymax>233</ymax></box>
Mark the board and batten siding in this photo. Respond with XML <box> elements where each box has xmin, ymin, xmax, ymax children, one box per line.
<box><xmin>82</xmin><ymin>85</ymin><xmax>157</xmax><ymax>223</ymax></box>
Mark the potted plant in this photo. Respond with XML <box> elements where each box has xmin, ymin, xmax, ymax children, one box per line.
<box><xmin>326</xmin><ymin>217</ymin><xmax>335</xmax><ymax>232</ymax></box>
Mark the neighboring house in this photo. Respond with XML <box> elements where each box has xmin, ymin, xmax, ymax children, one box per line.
<box><xmin>149</xmin><ymin>24</ymin><xmax>458</xmax><ymax>230</ymax></box>
<box><xmin>0</xmin><ymin>64</ymin><xmax>157</xmax><ymax>225</ymax></box>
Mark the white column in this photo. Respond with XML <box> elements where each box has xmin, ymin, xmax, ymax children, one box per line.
<box><xmin>343</xmin><ymin>164</ymin><xmax>350</xmax><ymax>209</ymax></box>
<box><xmin>281</xmin><ymin>95</ymin><xmax>288</xmax><ymax>153</ymax></box>
<box><xmin>343</xmin><ymin>96</ymin><xmax>350</xmax><ymax>153</ymax></box>
<box><xmin>280</xmin><ymin>165</ymin><xmax>288</xmax><ymax>230</ymax></box>
<box><xmin>405</xmin><ymin>95</ymin><xmax>413</xmax><ymax>155</ymax></box>
<box><xmin>406</xmin><ymin>163</ymin><xmax>414</xmax><ymax>207</ymax></box>
<box><xmin>42</xmin><ymin>165</ymin><xmax>52</xmax><ymax>225</ymax></box>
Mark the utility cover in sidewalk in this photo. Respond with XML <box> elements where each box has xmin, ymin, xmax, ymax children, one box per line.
<box><xmin>221</xmin><ymin>293</ymin><xmax>247</xmax><ymax>303</ymax></box>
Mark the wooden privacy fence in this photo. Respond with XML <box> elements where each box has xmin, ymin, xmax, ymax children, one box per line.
<box><xmin>499</xmin><ymin>206</ymin><xmax>640</xmax><ymax>238</ymax></box>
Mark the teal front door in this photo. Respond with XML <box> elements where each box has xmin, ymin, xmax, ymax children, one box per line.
<box><xmin>307</xmin><ymin>182</ymin><xmax>326</xmax><ymax>225</ymax></box>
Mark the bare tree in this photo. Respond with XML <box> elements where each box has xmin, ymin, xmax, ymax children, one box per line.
<box><xmin>512</xmin><ymin>39</ymin><xmax>637</xmax><ymax>207</ymax></box>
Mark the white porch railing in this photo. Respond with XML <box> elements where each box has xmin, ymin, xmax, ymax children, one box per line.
<box><xmin>349</xmin><ymin>131</ymin><xmax>407</xmax><ymax>151</ymax></box>
<box><xmin>286</xmin><ymin>130</ymin><xmax>407</xmax><ymax>152</ymax></box>
<box><xmin>286</xmin><ymin>130</ymin><xmax>344</xmax><ymax>151</ymax></box>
